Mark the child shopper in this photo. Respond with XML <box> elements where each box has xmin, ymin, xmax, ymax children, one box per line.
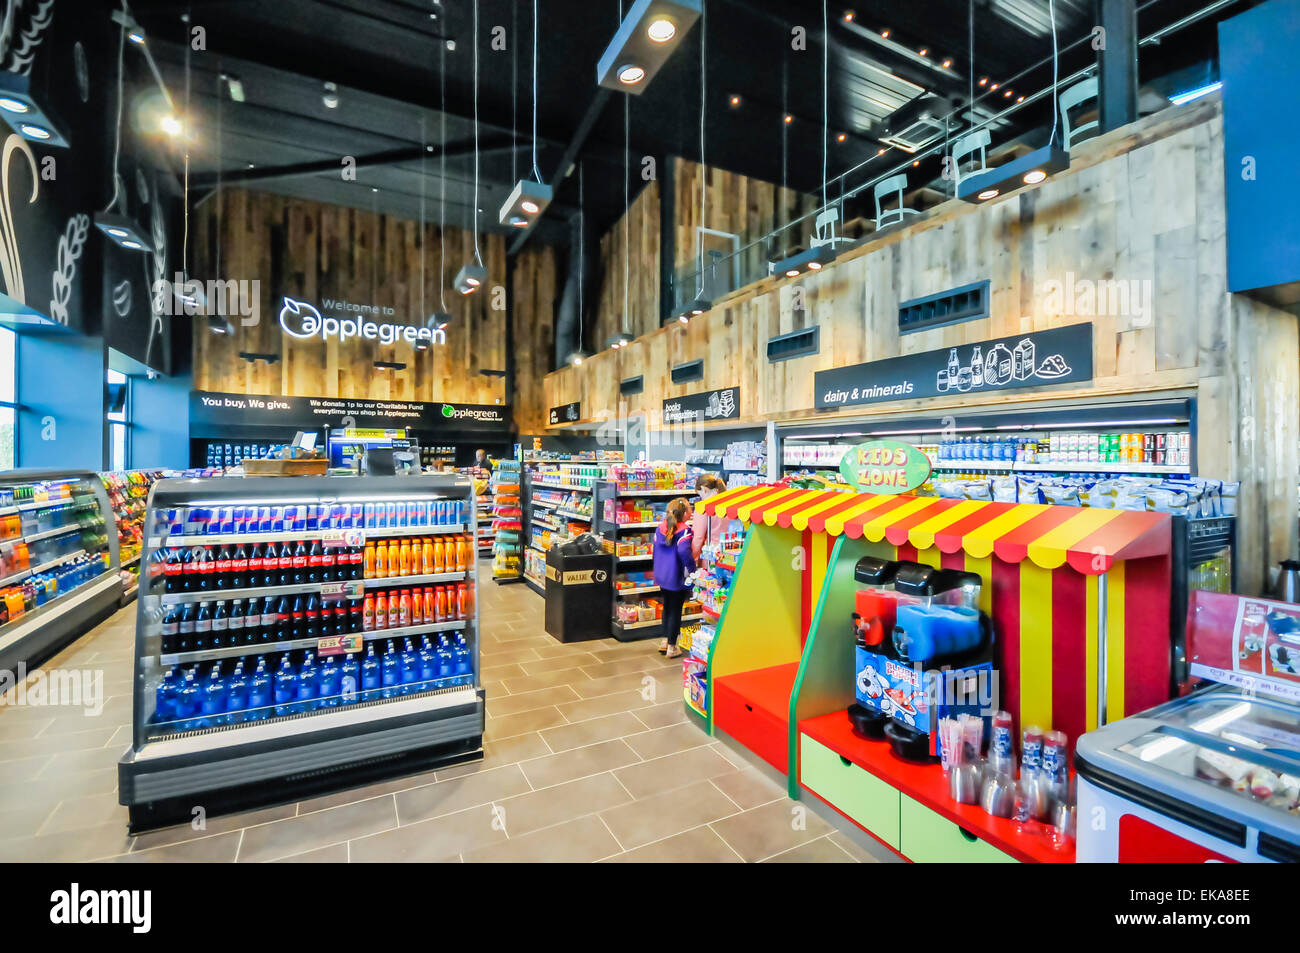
<box><xmin>654</xmin><ymin>497</ymin><xmax>696</xmax><ymax>659</ymax></box>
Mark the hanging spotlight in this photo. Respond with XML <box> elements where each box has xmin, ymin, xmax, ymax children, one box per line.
<box><xmin>414</xmin><ymin>313</ymin><xmax>452</xmax><ymax>350</ymax></box>
<box><xmin>979</xmin><ymin>77</ymin><xmax>988</xmax><ymax>86</ymax></box>
<box><xmin>843</xmin><ymin>12</ymin><xmax>854</xmax><ymax>23</ymax></box>
<box><xmin>770</xmin><ymin>244</ymin><xmax>837</xmax><ymax>278</ymax></box>
<box><xmin>942</xmin><ymin>58</ymin><xmax>952</xmax><ymax>69</ymax></box>
<box><xmin>606</xmin><ymin>332</ymin><xmax>634</xmax><ymax>350</ymax></box>
<box><xmin>674</xmin><ymin>293</ymin><xmax>712</xmax><ymax>324</ymax></box>
<box><xmin>498</xmin><ymin>179</ymin><xmax>553</xmax><ymax>230</ymax></box>
<box><xmin>729</xmin><ymin>94</ymin><xmax>741</xmax><ymax>107</ymax></box>
<box><xmin>454</xmin><ymin>263</ymin><xmax>487</xmax><ymax>295</ymax></box>
<box><xmin>597</xmin><ymin>0</ymin><xmax>702</xmax><ymax>94</ymax></box>
<box><xmin>836</xmin><ymin>133</ymin><xmax>846</xmax><ymax>142</ymax></box>
<box><xmin>918</xmin><ymin>49</ymin><xmax>927</xmax><ymax>57</ymax></box>
<box><xmin>958</xmin><ymin>143</ymin><xmax>1069</xmax><ymax>203</ymax></box>
<box><xmin>0</xmin><ymin>73</ymin><xmax>69</xmax><ymax>147</ymax></box>
<box><xmin>881</xmin><ymin>29</ymin><xmax>890</xmax><ymax>38</ymax></box>
<box><xmin>93</xmin><ymin>212</ymin><xmax>151</xmax><ymax>252</ymax></box>
<box><xmin>160</xmin><ymin>114</ymin><xmax>183</xmax><ymax>136</ymax></box>
<box><xmin>784</xmin><ymin>114</ymin><xmax>794</xmax><ymax>124</ymax></box>
<box><xmin>322</xmin><ymin>82</ymin><xmax>340</xmax><ymax>109</ymax></box>
<box><xmin>207</xmin><ymin>314</ymin><xmax>234</xmax><ymax>335</ymax></box>
<box><xmin>110</xmin><ymin>11</ymin><xmax>146</xmax><ymax>45</ymax></box>
<box><xmin>566</xmin><ymin>350</ymin><xmax>589</xmax><ymax>367</ymax></box>
<box><xmin>221</xmin><ymin>73</ymin><xmax>245</xmax><ymax>103</ymax></box>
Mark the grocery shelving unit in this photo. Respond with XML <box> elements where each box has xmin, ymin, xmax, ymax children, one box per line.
<box><xmin>491</xmin><ymin>460</ymin><xmax>524</xmax><ymax>583</ymax></box>
<box><xmin>0</xmin><ymin>470</ymin><xmax>123</xmax><ymax>674</ymax></box>
<box><xmin>521</xmin><ymin>463</ymin><xmax>604</xmax><ymax>597</ymax></box>
<box><xmin>100</xmin><ymin>470</ymin><xmax>166</xmax><ymax>603</ymax></box>
<box><xmin>117</xmin><ymin>475</ymin><xmax>484</xmax><ymax>831</ymax></box>
<box><xmin>592</xmin><ymin>478</ymin><xmax>702</xmax><ymax>641</ymax></box>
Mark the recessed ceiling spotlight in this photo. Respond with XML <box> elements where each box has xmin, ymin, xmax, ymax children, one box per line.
<box><xmin>784</xmin><ymin>114</ymin><xmax>793</xmax><ymax>124</ymax></box>
<box><xmin>160</xmin><ymin>114</ymin><xmax>183</xmax><ymax>136</ymax></box>
<box><xmin>918</xmin><ymin>48</ymin><xmax>927</xmax><ymax>57</ymax></box>
<box><xmin>843</xmin><ymin>11</ymin><xmax>854</xmax><ymax>22</ymax></box>
<box><xmin>678</xmin><ymin>315</ymin><xmax>689</xmax><ymax>325</ymax></box>
<box><xmin>978</xmin><ymin>188</ymin><xmax>999</xmax><ymax>200</ymax></box>
<box><xmin>881</xmin><ymin>29</ymin><xmax>890</xmax><ymax>38</ymax></box>
<box><xmin>19</xmin><ymin>122</ymin><xmax>50</xmax><ymax>140</ymax></box>
<box><xmin>322</xmin><ymin>81</ymin><xmax>339</xmax><ymax>108</ymax></box>
<box><xmin>729</xmin><ymin>94</ymin><xmax>740</xmax><ymax>107</ymax></box>
<box><xmin>646</xmin><ymin>17</ymin><xmax>676</xmax><ymax>42</ymax></box>
<box><xmin>1017</xmin><ymin>95</ymin><xmax>1024</xmax><ymax>103</ymax></box>
<box><xmin>942</xmin><ymin>58</ymin><xmax>952</xmax><ymax>68</ymax></box>
<box><xmin>785</xmin><ymin>268</ymin><xmax>800</xmax><ymax>278</ymax></box>
<box><xmin>808</xmin><ymin>261</ymin><xmax>823</xmax><ymax>270</ymax></box>
<box><xmin>618</xmin><ymin>64</ymin><xmax>646</xmax><ymax>85</ymax></box>
<box><xmin>371</xmin><ymin>187</ymin><xmax>379</xmax><ymax>193</ymax></box>
<box><xmin>0</xmin><ymin>97</ymin><xmax>29</xmax><ymax>114</ymax></box>
<box><xmin>979</xmin><ymin>77</ymin><xmax>988</xmax><ymax>86</ymax></box>
<box><xmin>836</xmin><ymin>133</ymin><xmax>846</xmax><ymax>142</ymax></box>
<box><xmin>912</xmin><ymin>159</ymin><xmax>919</xmax><ymax>166</ymax></box>
<box><xmin>1022</xmin><ymin>169</ymin><xmax>1047</xmax><ymax>185</ymax></box>
<box><xmin>446</xmin><ymin>39</ymin><xmax>456</xmax><ymax>51</ymax></box>
<box><xmin>877</xmin><ymin>148</ymin><xmax>885</xmax><ymax>155</ymax></box>
<box><xmin>990</xmin><ymin>83</ymin><xmax>999</xmax><ymax>90</ymax></box>
<box><xmin>1004</xmin><ymin>89</ymin><xmax>1012</xmax><ymax>98</ymax></box>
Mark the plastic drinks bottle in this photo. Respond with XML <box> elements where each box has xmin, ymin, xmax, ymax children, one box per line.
<box><xmin>176</xmin><ymin>670</ymin><xmax>201</xmax><ymax>730</ymax></box>
<box><xmin>363</xmin><ymin>543</ymin><xmax>375</xmax><ymax>578</ymax></box>
<box><xmin>318</xmin><ymin>656</ymin><xmax>341</xmax><ymax>707</ymax></box>
<box><xmin>398</xmin><ymin>589</ymin><xmax>411</xmax><ymax>627</ymax></box>
<box><xmin>456</xmin><ymin>535</ymin><xmax>468</xmax><ymax>572</ymax></box>
<box><xmin>296</xmin><ymin>652</ymin><xmax>320</xmax><ymax>712</ymax></box>
<box><xmin>387</xmin><ymin>589</ymin><xmax>400</xmax><ymax>629</ymax></box>
<box><xmin>373</xmin><ymin>593</ymin><xmax>387</xmax><ymax>630</ymax></box>
<box><xmin>418</xmin><ymin>636</ymin><xmax>437</xmax><ymax>682</ymax></box>
<box><xmin>340</xmin><ymin>652</ymin><xmax>360</xmax><ymax>704</ymax></box>
<box><xmin>361</xmin><ymin>644</ymin><xmax>381</xmax><ymax>701</ymax></box>
<box><xmin>400</xmin><ymin>639</ymin><xmax>419</xmax><ymax>691</ymax></box>
<box><xmin>409</xmin><ymin>588</ymin><xmax>424</xmax><ymax>625</ymax></box>
<box><xmin>362</xmin><ymin>593</ymin><xmax>376</xmax><ymax>630</ymax></box>
<box><xmin>226</xmin><ymin>662</ymin><xmax>249</xmax><ymax>721</ymax></box>
<box><xmin>399</xmin><ymin>539</ymin><xmax>411</xmax><ymax>576</ymax></box>
<box><xmin>380</xmin><ymin>640</ymin><xmax>400</xmax><ymax>697</ymax></box>
<box><xmin>274</xmin><ymin>658</ymin><xmax>296</xmax><ymax>717</ymax></box>
<box><xmin>374</xmin><ymin>541</ymin><xmax>388</xmax><ymax>577</ymax></box>
<box><xmin>248</xmin><ymin>660</ymin><xmax>271</xmax><ymax>720</ymax></box>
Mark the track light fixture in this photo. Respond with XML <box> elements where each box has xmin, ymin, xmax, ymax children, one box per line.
<box><xmin>454</xmin><ymin>263</ymin><xmax>487</xmax><ymax>295</ymax></box>
<box><xmin>94</xmin><ymin>212</ymin><xmax>151</xmax><ymax>253</ymax></box>
<box><xmin>0</xmin><ymin>72</ymin><xmax>69</xmax><ymax>148</ymax></box>
<box><xmin>958</xmin><ymin>143</ymin><xmax>1069</xmax><ymax>203</ymax></box>
<box><xmin>498</xmin><ymin>179</ymin><xmax>553</xmax><ymax>230</ymax></box>
<box><xmin>597</xmin><ymin>0</ymin><xmax>702</xmax><ymax>94</ymax></box>
<box><xmin>771</xmin><ymin>244</ymin><xmax>837</xmax><ymax>279</ymax></box>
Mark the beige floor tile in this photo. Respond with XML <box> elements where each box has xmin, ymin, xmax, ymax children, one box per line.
<box><xmin>623</xmin><ymin>722</ymin><xmax>712</xmax><ymax>760</ymax></box>
<box><xmin>485</xmin><ymin>685</ymin><xmax>580</xmax><ymax>718</ymax></box>
<box><xmin>494</xmin><ymin>772</ymin><xmax>631</xmax><ymax>836</ymax></box>
<box><xmin>708</xmin><ymin>798</ymin><xmax>834</xmax><ymax>862</ymax></box>
<box><xmin>518</xmin><ymin>739</ymin><xmax>640</xmax><ymax>789</ymax></box>
<box><xmin>237</xmin><ymin>797</ymin><xmax>397</xmax><ymax>863</ymax></box>
<box><xmin>613</xmin><ymin>746</ymin><xmax>736</xmax><ymax>799</ymax></box>
<box><xmin>826</xmin><ymin>829</ymin><xmax>889</xmax><ymax>863</ymax></box>
<box><xmin>603</xmin><ymin>824</ymin><xmax>743</xmax><ymax>863</ymax></box>
<box><xmin>0</xmin><ymin>820</ymin><xmax>134</xmax><ymax>862</ymax></box>
<box><xmin>539</xmin><ymin>712</ymin><xmax>646</xmax><ymax>752</ymax></box>
<box><xmin>37</xmin><ymin>791</ymin><xmax>128</xmax><ymax>835</ymax></box>
<box><xmin>435</xmin><ymin>732</ymin><xmax>551</xmax><ymax>779</ymax></box>
<box><xmin>483</xmin><ymin>705</ymin><xmax>568</xmax><ymax>740</ymax></box>
<box><xmin>463</xmin><ymin>814</ymin><xmax>622</xmax><ymax>863</ymax></box>
<box><xmin>709</xmin><ymin>767</ymin><xmax>788</xmax><ymax>810</ymax></box>
<box><xmin>350</xmin><ymin>804</ymin><xmax>504</xmax><ymax>862</ymax></box>
<box><xmin>599</xmin><ymin>779</ymin><xmax>739</xmax><ymax>850</ymax></box>
<box><xmin>499</xmin><ymin>668</ymin><xmax>592</xmax><ymax>693</ymax></box>
<box><xmin>130</xmin><ymin>803</ymin><xmax>299</xmax><ymax>852</ymax></box>
<box><xmin>580</xmin><ymin>656</ymin><xmax>676</xmax><ymax>680</ymax></box>
<box><xmin>105</xmin><ymin>830</ymin><xmax>243</xmax><ymax>863</ymax></box>
<box><xmin>555</xmin><ymin>691</ymin><xmax>648</xmax><ymax>723</ymax></box>
<box><xmin>760</xmin><ymin>835</ymin><xmax>856</xmax><ymax>863</ymax></box>
<box><xmin>394</xmin><ymin>764</ymin><xmax>533</xmax><ymax>824</ymax></box>
<box><xmin>271</xmin><ymin>842</ymin><xmax>349</xmax><ymax>863</ymax></box>
<box><xmin>631</xmin><ymin>699</ymin><xmax>691</xmax><ymax>730</ymax></box>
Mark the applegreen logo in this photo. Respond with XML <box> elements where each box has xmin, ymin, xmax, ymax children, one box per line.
<box><xmin>441</xmin><ymin>404</ymin><xmax>454</xmax><ymax>418</ymax></box>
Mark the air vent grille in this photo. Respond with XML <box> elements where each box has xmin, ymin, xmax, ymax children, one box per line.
<box><xmin>670</xmin><ymin>360</ymin><xmax>704</xmax><ymax>385</ymax></box>
<box><xmin>767</xmin><ymin>327</ymin><xmax>820</xmax><ymax>362</ymax></box>
<box><xmin>898</xmin><ymin>280</ymin><xmax>990</xmax><ymax>334</ymax></box>
<box><xmin>619</xmin><ymin>376</ymin><xmax>644</xmax><ymax>396</ymax></box>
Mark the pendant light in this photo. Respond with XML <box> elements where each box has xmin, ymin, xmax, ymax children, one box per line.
<box><xmin>565</xmin><ymin>163</ymin><xmax>589</xmax><ymax>367</ymax></box>
<box><xmin>0</xmin><ymin>72</ymin><xmax>69</xmax><ymax>148</ymax></box>
<box><xmin>499</xmin><ymin>0</ymin><xmax>553</xmax><ymax>230</ymax></box>
<box><xmin>457</xmin><ymin>0</ymin><xmax>487</xmax><ymax>295</ymax></box>
<box><xmin>429</xmin><ymin>40</ymin><xmax>453</xmax><ymax>330</ymax></box>
<box><xmin>597</xmin><ymin>0</ymin><xmax>702</xmax><ymax>93</ymax></box>
<box><xmin>675</xmin><ymin>0</ymin><xmax>710</xmax><ymax>324</ymax></box>
<box><xmin>95</xmin><ymin>22</ymin><xmax>148</xmax><ymax>251</ymax></box>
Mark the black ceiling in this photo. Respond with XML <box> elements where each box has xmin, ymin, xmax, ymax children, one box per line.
<box><xmin>128</xmin><ymin>0</ymin><xmax>1242</xmax><ymax>246</ymax></box>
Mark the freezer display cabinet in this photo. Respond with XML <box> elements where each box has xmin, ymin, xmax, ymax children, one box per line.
<box><xmin>118</xmin><ymin>475</ymin><xmax>484</xmax><ymax>831</ymax></box>
<box><xmin>0</xmin><ymin>469</ymin><xmax>122</xmax><ymax>673</ymax></box>
<box><xmin>1076</xmin><ymin>686</ymin><xmax>1300</xmax><ymax>863</ymax></box>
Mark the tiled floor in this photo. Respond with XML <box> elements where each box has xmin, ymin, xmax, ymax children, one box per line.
<box><xmin>0</xmin><ymin>566</ymin><xmax>886</xmax><ymax>863</ymax></box>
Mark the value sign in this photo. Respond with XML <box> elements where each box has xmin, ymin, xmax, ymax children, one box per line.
<box><xmin>838</xmin><ymin>440</ymin><xmax>933</xmax><ymax>494</ymax></box>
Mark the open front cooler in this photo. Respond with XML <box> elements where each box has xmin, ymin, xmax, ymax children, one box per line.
<box><xmin>118</xmin><ymin>475</ymin><xmax>484</xmax><ymax>831</ymax></box>
<box><xmin>0</xmin><ymin>469</ymin><xmax>122</xmax><ymax>673</ymax></box>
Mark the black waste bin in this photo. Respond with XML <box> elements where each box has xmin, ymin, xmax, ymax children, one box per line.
<box><xmin>544</xmin><ymin>546</ymin><xmax>614</xmax><ymax>643</ymax></box>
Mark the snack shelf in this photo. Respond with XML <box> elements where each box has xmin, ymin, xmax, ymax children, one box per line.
<box><xmin>613</xmin><ymin>613</ymin><xmax>703</xmax><ymax>633</ymax></box>
<box><xmin>615</xmin><ymin>488</ymin><xmax>690</xmax><ymax>497</ymax></box>
<box><xmin>556</xmin><ymin>509</ymin><xmax>591</xmax><ymax>522</ymax></box>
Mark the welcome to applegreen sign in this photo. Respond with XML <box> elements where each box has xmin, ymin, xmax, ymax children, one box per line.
<box><xmin>838</xmin><ymin>439</ymin><xmax>933</xmax><ymax>494</ymax></box>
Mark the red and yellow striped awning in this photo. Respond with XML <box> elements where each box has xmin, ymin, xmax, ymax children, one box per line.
<box><xmin>699</xmin><ymin>485</ymin><xmax>1171</xmax><ymax>575</ymax></box>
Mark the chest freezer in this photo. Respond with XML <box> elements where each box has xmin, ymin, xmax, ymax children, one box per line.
<box><xmin>1076</xmin><ymin>685</ymin><xmax>1300</xmax><ymax>862</ymax></box>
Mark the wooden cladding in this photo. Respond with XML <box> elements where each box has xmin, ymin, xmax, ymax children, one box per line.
<box><xmin>544</xmin><ymin>99</ymin><xmax>1299</xmax><ymax>592</ymax></box>
<box><xmin>191</xmin><ymin>188</ymin><xmax>555</xmax><ymax>433</ymax></box>
<box><xmin>596</xmin><ymin>180</ymin><xmax>660</xmax><ymax>344</ymax></box>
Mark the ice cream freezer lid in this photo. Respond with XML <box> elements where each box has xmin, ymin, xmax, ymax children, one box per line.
<box><xmin>1075</xmin><ymin>686</ymin><xmax>1300</xmax><ymax>851</ymax></box>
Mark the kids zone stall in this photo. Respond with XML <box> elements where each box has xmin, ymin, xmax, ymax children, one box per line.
<box><xmin>693</xmin><ymin>484</ymin><xmax>1174</xmax><ymax>862</ymax></box>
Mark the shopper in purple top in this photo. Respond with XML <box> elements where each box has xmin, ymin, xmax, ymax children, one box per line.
<box><xmin>653</xmin><ymin>497</ymin><xmax>696</xmax><ymax>659</ymax></box>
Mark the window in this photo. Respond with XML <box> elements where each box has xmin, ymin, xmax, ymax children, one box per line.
<box><xmin>0</xmin><ymin>327</ymin><xmax>15</xmax><ymax>469</ymax></box>
<box><xmin>107</xmin><ymin>368</ymin><xmax>129</xmax><ymax>471</ymax></box>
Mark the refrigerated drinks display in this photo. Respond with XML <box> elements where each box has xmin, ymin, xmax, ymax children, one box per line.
<box><xmin>118</xmin><ymin>475</ymin><xmax>484</xmax><ymax>831</ymax></box>
<box><xmin>100</xmin><ymin>469</ymin><xmax>167</xmax><ymax>599</ymax></box>
<box><xmin>0</xmin><ymin>470</ymin><xmax>122</xmax><ymax>673</ymax></box>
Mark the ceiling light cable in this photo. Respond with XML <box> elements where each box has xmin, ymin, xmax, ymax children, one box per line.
<box><xmin>697</xmin><ymin>0</ymin><xmax>706</xmax><ymax>296</ymax></box>
<box><xmin>439</xmin><ymin>34</ymin><xmax>448</xmax><ymax>312</ymax></box>
<box><xmin>1048</xmin><ymin>0</ymin><xmax>1059</xmax><ymax>147</ymax></box>
<box><xmin>472</xmin><ymin>0</ymin><xmax>482</xmax><ymax>267</ymax></box>
<box><xmin>419</xmin><ymin>114</ymin><xmax>426</xmax><ymax>324</ymax></box>
<box><xmin>100</xmin><ymin>22</ymin><xmax>126</xmax><ymax>215</ymax></box>
<box><xmin>821</xmin><ymin>0</ymin><xmax>827</xmax><ymax>207</ymax></box>
<box><xmin>623</xmin><ymin>93</ymin><xmax>630</xmax><ymax>337</ymax></box>
<box><xmin>532</xmin><ymin>0</ymin><xmax>541</xmax><ymax>182</ymax></box>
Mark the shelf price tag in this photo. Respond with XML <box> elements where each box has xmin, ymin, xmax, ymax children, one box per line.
<box><xmin>320</xmin><ymin>580</ymin><xmax>364</xmax><ymax>601</ymax></box>
<box><xmin>317</xmin><ymin>633</ymin><xmax>362</xmax><ymax>657</ymax></box>
<box><xmin>321</xmin><ymin>528</ymin><xmax>365</xmax><ymax>548</ymax></box>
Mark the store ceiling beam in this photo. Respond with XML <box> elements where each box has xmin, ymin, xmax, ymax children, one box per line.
<box><xmin>509</xmin><ymin>87</ymin><xmax>613</xmax><ymax>256</ymax></box>
<box><xmin>191</xmin><ymin>136</ymin><xmax>518</xmax><ymax>190</ymax></box>
<box><xmin>1097</xmin><ymin>0</ymin><xmax>1139</xmax><ymax>133</ymax></box>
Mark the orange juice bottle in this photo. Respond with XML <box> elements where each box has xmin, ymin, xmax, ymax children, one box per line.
<box><xmin>374</xmin><ymin>592</ymin><xmax>388</xmax><ymax>630</ymax></box>
<box><xmin>387</xmin><ymin>589</ymin><xmax>400</xmax><ymax>628</ymax></box>
<box><xmin>421</xmin><ymin>537</ymin><xmax>434</xmax><ymax>575</ymax></box>
<box><xmin>363</xmin><ymin>543</ymin><xmax>375</xmax><ymax>578</ymax></box>
<box><xmin>422</xmin><ymin>587</ymin><xmax>435</xmax><ymax>623</ymax></box>
<box><xmin>399</xmin><ymin>539</ymin><xmax>411</xmax><ymax>576</ymax></box>
<box><xmin>462</xmin><ymin>582</ymin><xmax>474</xmax><ymax>619</ymax></box>
<box><xmin>398</xmin><ymin>589</ymin><xmax>411</xmax><ymax>627</ymax></box>
<box><xmin>458</xmin><ymin>534</ymin><xmax>469</xmax><ymax>571</ymax></box>
<box><xmin>374</xmin><ymin>540</ymin><xmax>388</xmax><ymax>577</ymax></box>
<box><xmin>433</xmin><ymin>536</ymin><xmax>446</xmax><ymax>573</ymax></box>
<box><xmin>410</xmin><ymin>587</ymin><xmax>424</xmax><ymax>625</ymax></box>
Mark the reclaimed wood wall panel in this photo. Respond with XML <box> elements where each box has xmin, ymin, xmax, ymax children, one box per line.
<box><xmin>596</xmin><ymin>180</ymin><xmax>660</xmax><ymax>344</ymax></box>
<box><xmin>544</xmin><ymin>98</ymin><xmax>1297</xmax><ymax>592</ymax></box>
<box><xmin>513</xmin><ymin>242</ymin><xmax>559</xmax><ymax>434</ymax></box>
<box><xmin>192</xmin><ymin>188</ymin><xmax>554</xmax><ymax>433</ymax></box>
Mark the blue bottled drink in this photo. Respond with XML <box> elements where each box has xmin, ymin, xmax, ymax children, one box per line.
<box><xmin>273</xmin><ymin>656</ymin><xmax>297</xmax><ymax>717</ymax></box>
<box><xmin>380</xmin><ymin>640</ymin><xmax>400</xmax><ymax>698</ymax></box>
<box><xmin>361</xmin><ymin>643</ymin><xmax>381</xmax><ymax>701</ymax></box>
<box><xmin>399</xmin><ymin>639</ymin><xmax>419</xmax><ymax>693</ymax></box>
<box><xmin>175</xmin><ymin>668</ymin><xmax>201</xmax><ymax>731</ymax></box>
<box><xmin>453</xmin><ymin>635</ymin><xmax>472</xmax><ymax>680</ymax></box>
<box><xmin>418</xmin><ymin>636</ymin><xmax>437</xmax><ymax>684</ymax></box>
<box><xmin>340</xmin><ymin>652</ymin><xmax>360</xmax><ymax>704</ymax></box>
<box><xmin>200</xmin><ymin>664</ymin><xmax>227</xmax><ymax>727</ymax></box>
<box><xmin>296</xmin><ymin>651</ymin><xmax>320</xmax><ymax>712</ymax></box>
<box><xmin>226</xmin><ymin>662</ymin><xmax>249</xmax><ymax>722</ymax></box>
<box><xmin>436</xmin><ymin>636</ymin><xmax>454</xmax><ymax>681</ymax></box>
<box><xmin>318</xmin><ymin>656</ymin><xmax>341</xmax><ymax>707</ymax></box>
<box><xmin>248</xmin><ymin>659</ymin><xmax>271</xmax><ymax>720</ymax></box>
<box><xmin>155</xmin><ymin>667</ymin><xmax>179</xmax><ymax>725</ymax></box>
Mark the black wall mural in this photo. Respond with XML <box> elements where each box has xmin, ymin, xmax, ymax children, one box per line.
<box><xmin>0</xmin><ymin>0</ymin><xmax>109</xmax><ymax>334</ymax></box>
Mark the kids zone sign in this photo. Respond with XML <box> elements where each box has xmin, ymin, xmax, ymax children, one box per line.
<box><xmin>278</xmin><ymin>297</ymin><xmax>446</xmax><ymax>347</ymax></box>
